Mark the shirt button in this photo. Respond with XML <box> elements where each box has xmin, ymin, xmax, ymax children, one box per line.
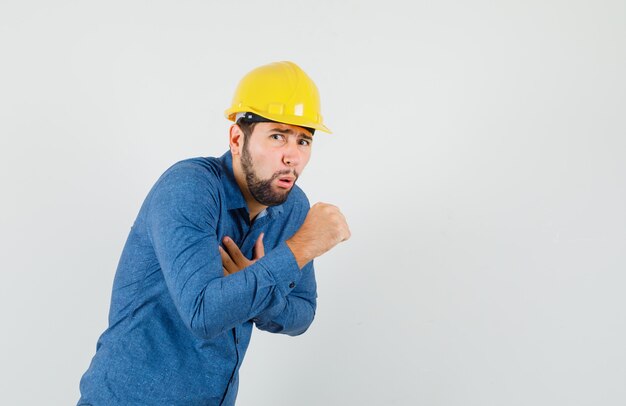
<box><xmin>236</xmin><ymin>338</ymin><xmax>240</xmax><ymax>344</ymax></box>
<box><xmin>289</xmin><ymin>282</ymin><xmax>295</xmax><ymax>289</ymax></box>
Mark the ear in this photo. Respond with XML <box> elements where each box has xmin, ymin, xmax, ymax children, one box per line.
<box><xmin>229</xmin><ymin>124</ymin><xmax>244</xmax><ymax>156</ymax></box>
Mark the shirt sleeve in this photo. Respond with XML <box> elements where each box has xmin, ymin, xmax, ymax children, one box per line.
<box><xmin>252</xmin><ymin>259</ymin><xmax>317</xmax><ymax>336</ymax></box>
<box><xmin>144</xmin><ymin>164</ymin><xmax>308</xmax><ymax>340</ymax></box>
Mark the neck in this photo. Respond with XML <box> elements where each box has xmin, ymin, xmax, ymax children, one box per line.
<box><xmin>232</xmin><ymin>156</ymin><xmax>267</xmax><ymax>221</ymax></box>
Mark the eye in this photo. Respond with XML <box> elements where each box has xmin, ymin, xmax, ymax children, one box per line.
<box><xmin>299</xmin><ymin>138</ymin><xmax>311</xmax><ymax>146</ymax></box>
<box><xmin>270</xmin><ymin>134</ymin><xmax>285</xmax><ymax>141</ymax></box>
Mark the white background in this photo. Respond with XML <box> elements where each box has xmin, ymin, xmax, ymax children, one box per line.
<box><xmin>1</xmin><ymin>1</ymin><xmax>625</xmax><ymax>405</ymax></box>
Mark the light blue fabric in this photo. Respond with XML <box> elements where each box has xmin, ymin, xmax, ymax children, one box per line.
<box><xmin>78</xmin><ymin>151</ymin><xmax>316</xmax><ymax>405</ymax></box>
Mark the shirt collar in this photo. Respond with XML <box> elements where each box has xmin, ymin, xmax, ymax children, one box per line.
<box><xmin>219</xmin><ymin>151</ymin><xmax>248</xmax><ymax>211</ymax></box>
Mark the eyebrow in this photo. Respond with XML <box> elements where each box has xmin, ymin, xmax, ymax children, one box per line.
<box><xmin>269</xmin><ymin>127</ymin><xmax>313</xmax><ymax>141</ymax></box>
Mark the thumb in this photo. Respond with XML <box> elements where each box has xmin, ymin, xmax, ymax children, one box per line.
<box><xmin>253</xmin><ymin>233</ymin><xmax>265</xmax><ymax>260</ymax></box>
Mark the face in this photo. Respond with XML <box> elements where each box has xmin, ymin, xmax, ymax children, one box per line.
<box><xmin>239</xmin><ymin>122</ymin><xmax>313</xmax><ymax>206</ymax></box>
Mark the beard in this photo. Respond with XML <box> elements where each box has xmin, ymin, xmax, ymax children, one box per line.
<box><xmin>241</xmin><ymin>144</ymin><xmax>298</xmax><ymax>206</ymax></box>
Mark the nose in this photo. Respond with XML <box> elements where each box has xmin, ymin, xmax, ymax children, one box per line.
<box><xmin>282</xmin><ymin>141</ymin><xmax>300</xmax><ymax>167</ymax></box>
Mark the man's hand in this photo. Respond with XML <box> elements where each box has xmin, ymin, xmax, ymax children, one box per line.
<box><xmin>286</xmin><ymin>202</ymin><xmax>350</xmax><ymax>269</ymax></box>
<box><xmin>220</xmin><ymin>233</ymin><xmax>265</xmax><ymax>276</ymax></box>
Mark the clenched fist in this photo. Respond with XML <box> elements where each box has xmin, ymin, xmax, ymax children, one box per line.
<box><xmin>286</xmin><ymin>202</ymin><xmax>351</xmax><ymax>269</ymax></box>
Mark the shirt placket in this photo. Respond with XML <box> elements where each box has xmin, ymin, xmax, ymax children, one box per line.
<box><xmin>223</xmin><ymin>210</ymin><xmax>272</xmax><ymax>403</ymax></box>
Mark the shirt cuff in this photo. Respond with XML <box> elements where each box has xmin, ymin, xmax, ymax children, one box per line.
<box><xmin>257</xmin><ymin>241</ymin><xmax>302</xmax><ymax>294</ymax></box>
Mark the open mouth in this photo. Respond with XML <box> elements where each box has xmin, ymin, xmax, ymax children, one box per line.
<box><xmin>276</xmin><ymin>176</ymin><xmax>295</xmax><ymax>189</ymax></box>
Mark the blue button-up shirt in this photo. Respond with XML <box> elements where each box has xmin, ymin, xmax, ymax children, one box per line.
<box><xmin>78</xmin><ymin>152</ymin><xmax>316</xmax><ymax>405</ymax></box>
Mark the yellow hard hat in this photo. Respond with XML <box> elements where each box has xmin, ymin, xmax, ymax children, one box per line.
<box><xmin>224</xmin><ymin>61</ymin><xmax>331</xmax><ymax>134</ymax></box>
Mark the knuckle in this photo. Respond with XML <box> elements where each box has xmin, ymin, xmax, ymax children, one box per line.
<box><xmin>332</xmin><ymin>228</ymin><xmax>342</xmax><ymax>240</ymax></box>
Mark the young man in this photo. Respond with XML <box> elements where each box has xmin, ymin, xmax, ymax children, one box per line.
<box><xmin>77</xmin><ymin>61</ymin><xmax>350</xmax><ymax>405</ymax></box>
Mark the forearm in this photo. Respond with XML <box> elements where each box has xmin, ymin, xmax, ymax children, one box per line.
<box><xmin>175</xmin><ymin>242</ymin><xmax>303</xmax><ymax>339</ymax></box>
<box><xmin>285</xmin><ymin>238</ymin><xmax>313</xmax><ymax>269</ymax></box>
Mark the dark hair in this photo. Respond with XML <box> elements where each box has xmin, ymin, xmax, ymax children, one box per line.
<box><xmin>236</xmin><ymin>119</ymin><xmax>258</xmax><ymax>142</ymax></box>
<box><xmin>236</xmin><ymin>113</ymin><xmax>315</xmax><ymax>137</ymax></box>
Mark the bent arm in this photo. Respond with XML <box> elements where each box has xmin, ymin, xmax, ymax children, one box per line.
<box><xmin>145</xmin><ymin>165</ymin><xmax>305</xmax><ymax>340</ymax></box>
<box><xmin>252</xmin><ymin>260</ymin><xmax>317</xmax><ymax>336</ymax></box>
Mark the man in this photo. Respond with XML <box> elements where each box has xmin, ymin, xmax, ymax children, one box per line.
<box><xmin>77</xmin><ymin>61</ymin><xmax>350</xmax><ymax>405</ymax></box>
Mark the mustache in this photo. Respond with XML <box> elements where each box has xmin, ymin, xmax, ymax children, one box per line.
<box><xmin>271</xmin><ymin>169</ymin><xmax>299</xmax><ymax>181</ymax></box>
